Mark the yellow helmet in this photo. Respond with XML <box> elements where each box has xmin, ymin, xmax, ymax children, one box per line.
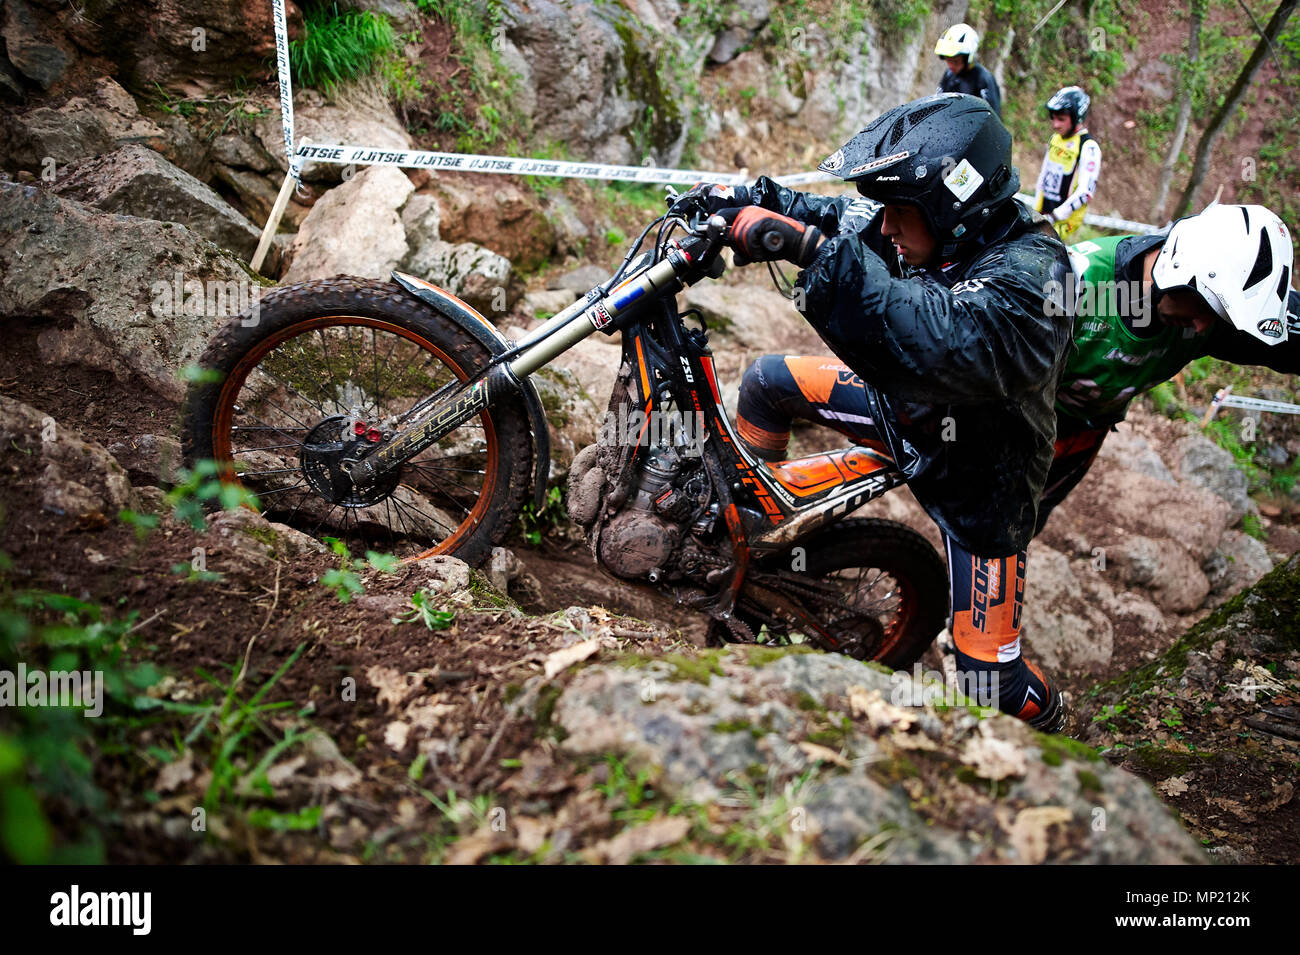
<box><xmin>935</xmin><ymin>23</ymin><xmax>979</xmax><ymax>60</ymax></box>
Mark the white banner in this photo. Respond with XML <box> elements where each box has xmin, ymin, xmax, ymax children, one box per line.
<box><xmin>293</xmin><ymin>141</ymin><xmax>744</xmax><ymax>185</ymax></box>
<box><xmin>266</xmin><ymin>0</ymin><xmax>1158</xmax><ymax>233</ymax></box>
<box><xmin>271</xmin><ymin>0</ymin><xmax>299</xmax><ymax>179</ymax></box>
<box><xmin>1213</xmin><ymin>392</ymin><xmax>1300</xmax><ymax>415</ymax></box>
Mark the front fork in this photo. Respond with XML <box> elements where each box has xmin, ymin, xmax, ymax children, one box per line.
<box><xmin>348</xmin><ymin>253</ymin><xmax>692</xmax><ymax>489</ymax></box>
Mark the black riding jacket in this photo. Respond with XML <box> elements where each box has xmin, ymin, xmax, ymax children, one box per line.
<box><xmin>746</xmin><ymin>176</ymin><xmax>1073</xmax><ymax>556</ymax></box>
<box><xmin>937</xmin><ymin>62</ymin><xmax>1002</xmax><ymax>117</ymax></box>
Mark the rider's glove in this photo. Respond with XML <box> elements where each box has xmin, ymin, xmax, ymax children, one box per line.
<box><xmin>720</xmin><ymin>206</ymin><xmax>824</xmax><ymax>268</ymax></box>
<box><xmin>673</xmin><ymin>182</ymin><xmax>753</xmax><ymax>218</ymax></box>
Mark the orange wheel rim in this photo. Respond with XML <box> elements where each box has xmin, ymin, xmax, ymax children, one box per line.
<box><xmin>210</xmin><ymin>316</ymin><xmax>499</xmax><ymax>558</ymax></box>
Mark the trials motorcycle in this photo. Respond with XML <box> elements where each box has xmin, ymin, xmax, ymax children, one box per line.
<box><xmin>184</xmin><ymin>198</ymin><xmax>950</xmax><ymax>665</ymax></box>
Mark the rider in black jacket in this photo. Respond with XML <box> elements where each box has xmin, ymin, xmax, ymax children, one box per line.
<box><xmin>685</xmin><ymin>94</ymin><xmax>1074</xmax><ymax>732</ymax></box>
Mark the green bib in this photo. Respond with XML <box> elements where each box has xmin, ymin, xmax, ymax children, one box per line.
<box><xmin>1055</xmin><ymin>235</ymin><xmax>1212</xmax><ymax>424</ymax></box>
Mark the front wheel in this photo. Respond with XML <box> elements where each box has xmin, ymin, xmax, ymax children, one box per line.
<box><xmin>734</xmin><ymin>517</ymin><xmax>949</xmax><ymax>668</ymax></box>
<box><xmin>182</xmin><ymin>277</ymin><xmax>533</xmax><ymax>565</ymax></box>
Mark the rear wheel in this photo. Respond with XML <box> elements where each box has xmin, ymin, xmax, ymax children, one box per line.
<box><xmin>733</xmin><ymin>517</ymin><xmax>949</xmax><ymax>668</ymax></box>
<box><xmin>183</xmin><ymin>277</ymin><xmax>533</xmax><ymax>565</ymax></box>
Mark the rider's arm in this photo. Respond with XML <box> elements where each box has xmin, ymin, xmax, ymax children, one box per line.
<box><xmin>746</xmin><ymin>175</ymin><xmax>857</xmax><ymax>237</ymax></box>
<box><xmin>979</xmin><ymin>68</ymin><xmax>1002</xmax><ymax>117</ymax></box>
<box><xmin>1205</xmin><ymin>290</ymin><xmax>1300</xmax><ymax>374</ymax></box>
<box><xmin>1051</xmin><ymin>139</ymin><xmax>1101</xmax><ymax>221</ymax></box>
<box><xmin>796</xmin><ymin>233</ymin><xmax>1072</xmax><ymax>405</ymax></box>
<box><xmin>1032</xmin><ymin>144</ymin><xmax>1051</xmax><ymax>213</ymax></box>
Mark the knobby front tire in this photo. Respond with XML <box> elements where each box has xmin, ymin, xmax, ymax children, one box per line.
<box><xmin>182</xmin><ymin>277</ymin><xmax>533</xmax><ymax>566</ymax></box>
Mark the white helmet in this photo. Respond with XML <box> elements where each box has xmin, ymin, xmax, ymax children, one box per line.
<box><xmin>935</xmin><ymin>23</ymin><xmax>979</xmax><ymax>61</ymax></box>
<box><xmin>1152</xmin><ymin>204</ymin><xmax>1293</xmax><ymax>345</ymax></box>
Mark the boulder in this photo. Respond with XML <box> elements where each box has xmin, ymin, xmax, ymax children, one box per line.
<box><xmin>1020</xmin><ymin>543</ymin><xmax>1115</xmax><ymax>671</ymax></box>
<box><xmin>401</xmin><ymin>240</ymin><xmax>523</xmax><ymax>315</ymax></box>
<box><xmin>2</xmin><ymin>0</ymin><xmax>75</xmax><ymax>90</ymax></box>
<box><xmin>1051</xmin><ymin>462</ymin><xmax>1232</xmax><ymax>563</ymax></box>
<box><xmin>0</xmin><ymin>183</ymin><xmax>259</xmax><ymax>402</ymax></box>
<box><xmin>97</xmin><ymin>0</ymin><xmax>285</xmax><ymax>94</ymax></box>
<box><xmin>554</xmin><ymin>650</ymin><xmax>1204</xmax><ymax>863</ymax></box>
<box><xmin>1202</xmin><ymin>530</ymin><xmax>1275</xmax><ymax>609</ymax></box>
<box><xmin>1</xmin><ymin>77</ymin><xmax>170</xmax><ymax>173</ymax></box>
<box><xmin>50</xmin><ymin>145</ymin><xmax>263</xmax><ymax>260</ymax></box>
<box><xmin>706</xmin><ymin>0</ymin><xmax>771</xmax><ymax>64</ymax></box>
<box><xmin>1174</xmin><ymin>433</ymin><xmax>1252</xmax><ymax>525</ymax></box>
<box><xmin>255</xmin><ymin>86</ymin><xmax>414</xmax><ymax>183</ymax></box>
<box><xmin>0</xmin><ymin>397</ymin><xmax>132</xmax><ymax>529</ymax></box>
<box><xmin>429</xmin><ymin>176</ymin><xmax>555</xmax><ymax>272</ymax></box>
<box><xmin>498</xmin><ymin>0</ymin><xmax>688</xmax><ymax>165</ymax></box>
<box><xmin>1108</xmin><ymin>535</ymin><xmax>1211</xmax><ymax>614</ymax></box>
<box><xmin>282</xmin><ymin>165</ymin><xmax>414</xmax><ymax>283</ymax></box>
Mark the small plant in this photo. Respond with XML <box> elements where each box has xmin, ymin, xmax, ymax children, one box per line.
<box><xmin>517</xmin><ymin>485</ymin><xmax>566</xmax><ymax>546</ymax></box>
<box><xmin>165</xmin><ymin>460</ymin><xmax>261</xmax><ymax>532</ymax></box>
<box><xmin>319</xmin><ymin>537</ymin><xmax>399</xmax><ymax>603</ymax></box>
<box><xmin>392</xmin><ymin>588</ymin><xmax>457</xmax><ymax>630</ymax></box>
<box><xmin>1241</xmin><ymin>512</ymin><xmax>1267</xmax><ymax>542</ymax></box>
<box><xmin>290</xmin><ymin>3</ymin><xmax>398</xmax><ymax>95</ymax></box>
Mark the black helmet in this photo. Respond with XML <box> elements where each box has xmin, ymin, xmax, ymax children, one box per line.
<box><xmin>818</xmin><ymin>93</ymin><xmax>1019</xmax><ymax>256</ymax></box>
<box><xmin>1045</xmin><ymin>86</ymin><xmax>1090</xmax><ymax>128</ymax></box>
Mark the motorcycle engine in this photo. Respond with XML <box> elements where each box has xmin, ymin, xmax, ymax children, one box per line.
<box><xmin>566</xmin><ymin>428</ymin><xmax>715</xmax><ymax>583</ymax></box>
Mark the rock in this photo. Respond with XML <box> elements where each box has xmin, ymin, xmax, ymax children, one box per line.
<box><xmin>401</xmin><ymin>239</ymin><xmax>523</xmax><ymax>315</ymax></box>
<box><xmin>429</xmin><ymin>176</ymin><xmax>555</xmax><ymax>272</ymax></box>
<box><xmin>0</xmin><ymin>56</ymin><xmax>25</xmax><ymax>104</ymax></box>
<box><xmin>255</xmin><ymin>86</ymin><xmax>413</xmax><ymax>183</ymax></box>
<box><xmin>0</xmin><ymin>397</ymin><xmax>132</xmax><ymax>529</ymax></box>
<box><xmin>407</xmin><ymin>555</ymin><xmax>472</xmax><ymax>594</ymax></box>
<box><xmin>1020</xmin><ymin>543</ymin><xmax>1115</xmax><ymax>671</ymax></box>
<box><xmin>547</xmin><ymin>264</ymin><xmax>610</xmax><ymax>295</ymax></box>
<box><xmin>1174</xmin><ymin>433</ymin><xmax>1252</xmax><ymax>525</ymax></box>
<box><xmin>680</xmin><ymin>281</ymin><xmax>827</xmax><ymax>386</ymax></box>
<box><xmin>543</xmin><ymin>195</ymin><xmax>590</xmax><ymax>258</ymax></box>
<box><xmin>711</xmin><ymin>0</ymin><xmax>770</xmax><ymax>65</ymax></box>
<box><xmin>499</xmin><ymin>0</ymin><xmax>688</xmax><ymax>165</ymax></box>
<box><xmin>528</xmin><ymin>365</ymin><xmax>602</xmax><ymax>475</ymax></box>
<box><xmin>106</xmin><ymin>433</ymin><xmax>184</xmax><ymax>487</ymax></box>
<box><xmin>99</xmin><ymin>0</ymin><xmax>285</xmax><ymax>94</ymax></box>
<box><xmin>525</xmin><ymin>289</ymin><xmax>577</xmax><ymax>317</ymax></box>
<box><xmin>555</xmin><ymin>651</ymin><xmax>1204</xmax><ymax>863</ymax></box>
<box><xmin>1202</xmin><ymin>530</ymin><xmax>1275</xmax><ymax>608</ymax></box>
<box><xmin>335</xmin><ymin>0</ymin><xmax>421</xmax><ymax>32</ymax></box>
<box><xmin>548</xmin><ymin>337</ymin><xmax>622</xmax><ymax>418</ymax></box>
<box><xmin>1095</xmin><ymin>426</ymin><xmax>1176</xmax><ymax>484</ymax></box>
<box><xmin>1054</xmin><ymin>462</ymin><xmax>1232</xmax><ymax>563</ymax></box>
<box><xmin>0</xmin><ymin>183</ymin><xmax>262</xmax><ymax>402</ymax></box>
<box><xmin>211</xmin><ymin>132</ymin><xmax>277</xmax><ymax>174</ymax></box>
<box><xmin>283</xmin><ymin>165</ymin><xmax>414</xmax><ymax>283</ymax></box>
<box><xmin>2</xmin><ymin>0</ymin><xmax>74</xmax><ymax>90</ymax></box>
<box><xmin>1108</xmin><ymin>535</ymin><xmax>1211</xmax><ymax>614</ymax></box>
<box><xmin>400</xmin><ymin>192</ymin><xmax>441</xmax><ymax>247</ymax></box>
<box><xmin>1</xmin><ymin>77</ymin><xmax>169</xmax><ymax>173</ymax></box>
<box><xmin>50</xmin><ymin>145</ymin><xmax>263</xmax><ymax>260</ymax></box>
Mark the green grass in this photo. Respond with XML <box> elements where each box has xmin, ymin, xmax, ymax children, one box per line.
<box><xmin>0</xmin><ymin>581</ymin><xmax>164</xmax><ymax>863</ymax></box>
<box><xmin>290</xmin><ymin>3</ymin><xmax>398</xmax><ymax>95</ymax></box>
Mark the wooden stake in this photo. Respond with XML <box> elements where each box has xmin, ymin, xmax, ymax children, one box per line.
<box><xmin>250</xmin><ymin>137</ymin><xmax>309</xmax><ymax>274</ymax></box>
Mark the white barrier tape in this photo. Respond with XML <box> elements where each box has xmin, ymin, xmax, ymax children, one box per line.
<box><xmin>271</xmin><ymin>0</ymin><xmax>299</xmax><ymax>179</ymax></box>
<box><xmin>292</xmin><ymin>141</ymin><xmax>743</xmax><ymax>185</ymax></box>
<box><xmin>1213</xmin><ymin>393</ymin><xmax>1300</xmax><ymax>415</ymax></box>
<box><xmin>269</xmin><ymin>0</ymin><xmax>1160</xmax><ymax>231</ymax></box>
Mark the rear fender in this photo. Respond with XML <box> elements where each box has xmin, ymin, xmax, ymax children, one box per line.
<box><xmin>391</xmin><ymin>271</ymin><xmax>551</xmax><ymax>510</ymax></box>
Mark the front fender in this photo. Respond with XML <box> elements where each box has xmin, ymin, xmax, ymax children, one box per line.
<box><xmin>391</xmin><ymin>271</ymin><xmax>551</xmax><ymax>511</ymax></box>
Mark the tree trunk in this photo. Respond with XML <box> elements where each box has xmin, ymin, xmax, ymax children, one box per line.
<box><xmin>1150</xmin><ymin>0</ymin><xmax>1205</xmax><ymax>222</ymax></box>
<box><xmin>1172</xmin><ymin>0</ymin><xmax>1298</xmax><ymax>219</ymax></box>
